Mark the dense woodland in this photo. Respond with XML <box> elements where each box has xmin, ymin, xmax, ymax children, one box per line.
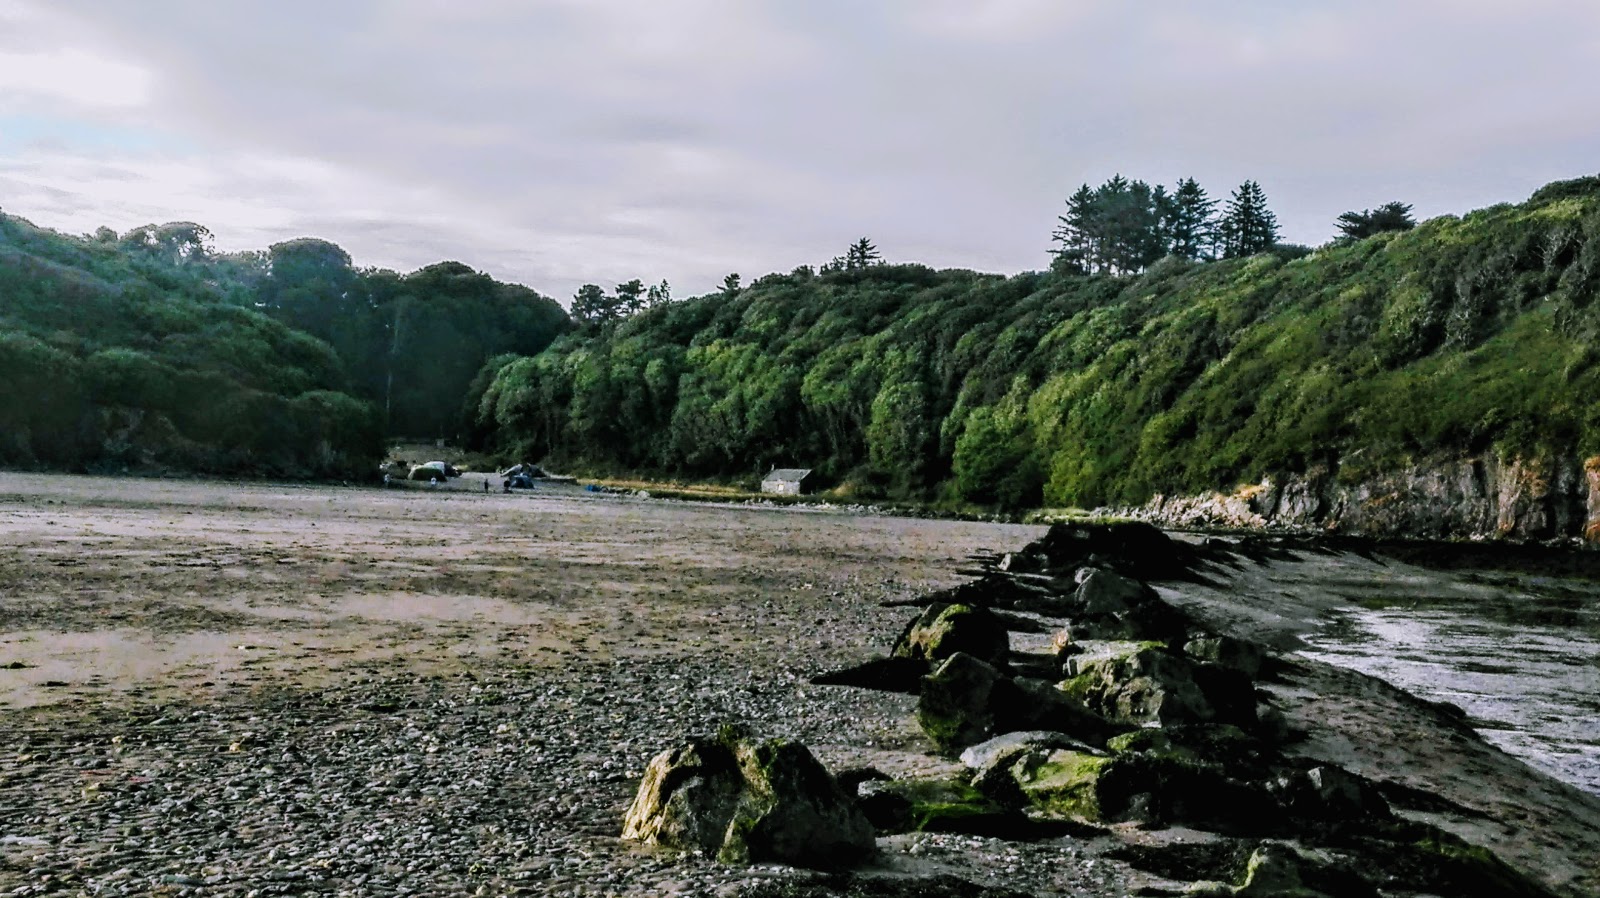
<box><xmin>468</xmin><ymin>176</ymin><xmax>1600</xmax><ymax>508</ymax></box>
<box><xmin>0</xmin><ymin>213</ymin><xmax>566</xmax><ymax>477</ymax></box>
<box><xmin>3</xmin><ymin>176</ymin><xmax>1597</xmax><ymax>507</ymax></box>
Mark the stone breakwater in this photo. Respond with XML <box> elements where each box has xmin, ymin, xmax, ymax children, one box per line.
<box><xmin>1106</xmin><ymin>453</ymin><xmax>1600</xmax><ymax>542</ymax></box>
<box><xmin>623</xmin><ymin>522</ymin><xmax>1592</xmax><ymax>897</ymax></box>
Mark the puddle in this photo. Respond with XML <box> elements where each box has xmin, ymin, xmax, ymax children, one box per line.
<box><xmin>1301</xmin><ymin>577</ymin><xmax>1600</xmax><ymax>796</ymax></box>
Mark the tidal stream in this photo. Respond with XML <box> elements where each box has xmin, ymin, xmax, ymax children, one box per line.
<box><xmin>1300</xmin><ymin>568</ymin><xmax>1600</xmax><ymax>796</ymax></box>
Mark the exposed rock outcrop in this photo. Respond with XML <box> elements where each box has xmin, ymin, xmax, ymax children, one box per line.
<box><xmin>1121</xmin><ymin>453</ymin><xmax>1600</xmax><ymax>543</ymax></box>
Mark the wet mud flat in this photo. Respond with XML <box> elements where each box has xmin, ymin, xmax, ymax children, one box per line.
<box><xmin>0</xmin><ymin>473</ymin><xmax>1597</xmax><ymax>897</ymax></box>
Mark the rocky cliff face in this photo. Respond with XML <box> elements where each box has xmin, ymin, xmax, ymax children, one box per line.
<box><xmin>1121</xmin><ymin>454</ymin><xmax>1600</xmax><ymax>543</ymax></box>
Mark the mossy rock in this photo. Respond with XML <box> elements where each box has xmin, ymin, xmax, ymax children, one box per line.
<box><xmin>1061</xmin><ymin>642</ymin><xmax>1214</xmax><ymax>726</ymax></box>
<box><xmin>918</xmin><ymin>652</ymin><xmax>1005</xmax><ymax>755</ymax></box>
<box><xmin>622</xmin><ymin>726</ymin><xmax>874</xmax><ymax>869</ymax></box>
<box><xmin>918</xmin><ymin>653</ymin><xmax>1121</xmax><ymax>756</ymax></box>
<box><xmin>892</xmin><ymin>602</ymin><xmax>1010</xmax><ymax>668</ymax></box>
<box><xmin>856</xmin><ymin>775</ymin><xmax>1025</xmax><ymax>836</ymax></box>
<box><xmin>1008</xmin><ymin>749</ymin><xmax>1117</xmax><ymax>820</ymax></box>
<box><xmin>1026</xmin><ymin>521</ymin><xmax>1193</xmax><ymax>580</ymax></box>
<box><xmin>1106</xmin><ymin>724</ymin><xmax>1268</xmax><ymax>780</ymax></box>
<box><xmin>1009</xmin><ymin>747</ymin><xmax>1277</xmax><ymax>830</ymax></box>
<box><xmin>1185</xmin><ymin>636</ymin><xmax>1266</xmax><ymax>679</ymax></box>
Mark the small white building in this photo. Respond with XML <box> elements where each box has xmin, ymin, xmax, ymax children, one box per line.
<box><xmin>761</xmin><ymin>467</ymin><xmax>813</xmax><ymax>496</ymax></box>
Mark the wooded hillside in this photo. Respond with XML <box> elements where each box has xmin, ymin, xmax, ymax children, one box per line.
<box><xmin>469</xmin><ymin>177</ymin><xmax>1600</xmax><ymax>509</ymax></box>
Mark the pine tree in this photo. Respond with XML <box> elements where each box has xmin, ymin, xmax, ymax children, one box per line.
<box><xmin>845</xmin><ymin>237</ymin><xmax>881</xmax><ymax>270</ymax></box>
<box><xmin>1166</xmin><ymin>178</ymin><xmax>1218</xmax><ymax>260</ymax></box>
<box><xmin>719</xmin><ymin>273</ymin><xmax>741</xmax><ymax>297</ymax></box>
<box><xmin>571</xmin><ymin>283</ymin><xmax>609</xmax><ymax>323</ymax></box>
<box><xmin>1335</xmin><ymin>201</ymin><xmax>1415</xmax><ymax>241</ymax></box>
<box><xmin>1218</xmin><ymin>180</ymin><xmax>1280</xmax><ymax>259</ymax></box>
<box><xmin>615</xmin><ymin>279</ymin><xmax>646</xmax><ymax>315</ymax></box>
<box><xmin>1050</xmin><ymin>184</ymin><xmax>1097</xmax><ymax>275</ymax></box>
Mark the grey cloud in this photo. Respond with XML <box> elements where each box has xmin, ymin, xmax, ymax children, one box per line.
<box><xmin>5</xmin><ymin>0</ymin><xmax>1599</xmax><ymax>299</ymax></box>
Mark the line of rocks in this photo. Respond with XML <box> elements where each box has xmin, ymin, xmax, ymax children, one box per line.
<box><xmin>619</xmin><ymin>521</ymin><xmax>1559</xmax><ymax>897</ymax></box>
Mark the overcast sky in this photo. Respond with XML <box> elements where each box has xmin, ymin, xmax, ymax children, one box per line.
<box><xmin>2</xmin><ymin>1</ymin><xmax>1597</xmax><ymax>301</ymax></box>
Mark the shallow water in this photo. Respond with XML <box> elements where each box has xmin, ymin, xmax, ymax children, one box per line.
<box><xmin>1301</xmin><ymin>571</ymin><xmax>1600</xmax><ymax>795</ymax></box>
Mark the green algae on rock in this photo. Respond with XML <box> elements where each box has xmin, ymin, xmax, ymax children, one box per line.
<box><xmin>622</xmin><ymin>726</ymin><xmax>874</xmax><ymax>869</ymax></box>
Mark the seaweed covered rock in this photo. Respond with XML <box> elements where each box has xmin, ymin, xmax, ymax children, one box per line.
<box><xmin>1060</xmin><ymin>641</ymin><xmax>1215</xmax><ymax>725</ymax></box>
<box><xmin>918</xmin><ymin>653</ymin><xmax>1120</xmax><ymax>755</ymax></box>
<box><xmin>855</xmin><ymin>775</ymin><xmax>1023</xmax><ymax>836</ymax></box>
<box><xmin>1005</xmin><ymin>747</ymin><xmax>1275</xmax><ymax>829</ymax></box>
<box><xmin>622</xmin><ymin>727</ymin><xmax>874</xmax><ymax>868</ymax></box>
<box><xmin>892</xmin><ymin>603</ymin><xmax>1010</xmax><ymax>668</ymax></box>
<box><xmin>1185</xmin><ymin>842</ymin><xmax>1378</xmax><ymax>897</ymax></box>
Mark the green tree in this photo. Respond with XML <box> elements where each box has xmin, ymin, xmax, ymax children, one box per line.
<box><xmin>845</xmin><ymin>237</ymin><xmax>881</xmax><ymax>270</ymax></box>
<box><xmin>1336</xmin><ymin>201</ymin><xmax>1416</xmax><ymax>241</ymax></box>
<box><xmin>1218</xmin><ymin>181</ymin><xmax>1280</xmax><ymax>258</ymax></box>
<box><xmin>1166</xmin><ymin>178</ymin><xmax>1218</xmax><ymax>261</ymax></box>
<box><xmin>720</xmin><ymin>273</ymin><xmax>742</xmax><ymax>297</ymax></box>
<box><xmin>646</xmin><ymin>279</ymin><xmax>672</xmax><ymax>307</ymax></box>
<box><xmin>616</xmin><ymin>279</ymin><xmax>646</xmax><ymax>316</ymax></box>
<box><xmin>571</xmin><ymin>284</ymin><xmax>610</xmax><ymax>323</ymax></box>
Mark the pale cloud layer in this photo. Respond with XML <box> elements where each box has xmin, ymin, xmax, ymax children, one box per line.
<box><xmin>1</xmin><ymin>1</ymin><xmax>1597</xmax><ymax>301</ymax></box>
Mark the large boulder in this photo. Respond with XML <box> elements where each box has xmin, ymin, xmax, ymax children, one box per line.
<box><xmin>1005</xmin><ymin>748</ymin><xmax>1276</xmax><ymax>830</ymax></box>
<box><xmin>892</xmin><ymin>603</ymin><xmax>1010</xmax><ymax>668</ymax></box>
<box><xmin>1074</xmin><ymin>567</ymin><xmax>1153</xmax><ymax>614</ymax></box>
<box><xmin>917</xmin><ymin>652</ymin><xmax>1007</xmax><ymax>754</ymax></box>
<box><xmin>1060</xmin><ymin>641</ymin><xmax>1214</xmax><ymax>725</ymax></box>
<box><xmin>1025</xmin><ymin>520</ymin><xmax>1193</xmax><ymax>580</ymax></box>
<box><xmin>621</xmin><ymin>727</ymin><xmax>874</xmax><ymax>868</ymax></box>
<box><xmin>918</xmin><ymin>653</ymin><xmax>1119</xmax><ymax>756</ymax></box>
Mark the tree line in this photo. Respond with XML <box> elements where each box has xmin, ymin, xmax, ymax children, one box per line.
<box><xmin>465</xmin><ymin>176</ymin><xmax>1600</xmax><ymax>510</ymax></box>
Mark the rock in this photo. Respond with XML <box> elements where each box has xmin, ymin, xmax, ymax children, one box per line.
<box><xmin>1074</xmin><ymin>568</ymin><xmax>1152</xmax><ymax>614</ymax></box>
<box><xmin>1006</xmin><ymin>749</ymin><xmax>1118</xmax><ymax>822</ymax></box>
<box><xmin>1185</xmin><ymin>842</ymin><xmax>1377</xmax><ymax>897</ymax></box>
<box><xmin>621</xmin><ymin>726</ymin><xmax>874</xmax><ymax>869</ymax></box>
<box><xmin>958</xmin><ymin>731</ymin><xmax>1101</xmax><ymax>772</ymax></box>
<box><xmin>1060</xmin><ymin>642</ymin><xmax>1214</xmax><ymax>726</ymax></box>
<box><xmin>855</xmin><ymin>775</ymin><xmax>1024</xmax><ymax>836</ymax></box>
<box><xmin>1007</xmin><ymin>748</ymin><xmax>1276</xmax><ymax>830</ymax></box>
<box><xmin>918</xmin><ymin>654</ymin><xmax>1120</xmax><ymax>756</ymax></box>
<box><xmin>1025</xmin><ymin>521</ymin><xmax>1193</xmax><ymax>580</ymax></box>
<box><xmin>1191</xmin><ymin>664</ymin><xmax>1260</xmax><ymax>728</ymax></box>
<box><xmin>1184</xmin><ymin>637</ymin><xmax>1266</xmax><ymax>679</ymax></box>
<box><xmin>1105</xmin><ymin>724</ymin><xmax>1266</xmax><ymax>778</ymax></box>
<box><xmin>917</xmin><ymin>653</ymin><xmax>1006</xmax><ymax>755</ymax></box>
<box><xmin>1269</xmin><ymin>765</ymin><xmax>1390</xmax><ymax>822</ymax></box>
<box><xmin>892</xmin><ymin>603</ymin><xmax>1010</xmax><ymax>668</ymax></box>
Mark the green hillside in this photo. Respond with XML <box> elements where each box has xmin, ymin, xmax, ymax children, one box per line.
<box><xmin>0</xmin><ymin>212</ymin><xmax>572</xmax><ymax>479</ymax></box>
<box><xmin>0</xmin><ymin>214</ymin><xmax>381</xmax><ymax>477</ymax></box>
<box><xmin>470</xmin><ymin>176</ymin><xmax>1600</xmax><ymax>509</ymax></box>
